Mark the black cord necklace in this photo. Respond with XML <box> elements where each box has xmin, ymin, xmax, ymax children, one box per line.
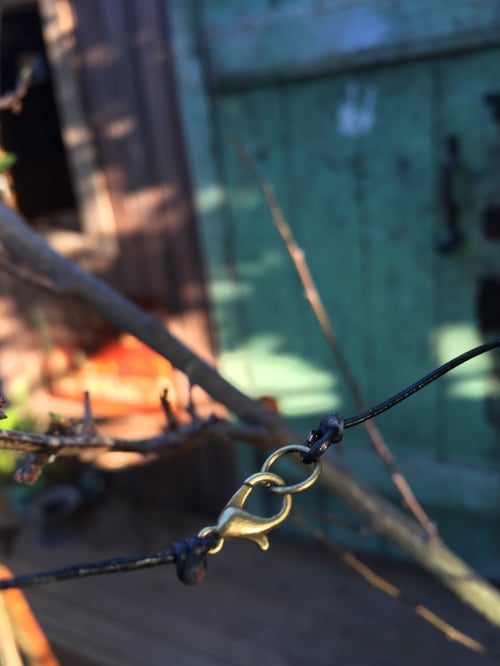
<box><xmin>1</xmin><ymin>336</ymin><xmax>499</xmax><ymax>589</ymax></box>
<box><xmin>345</xmin><ymin>336</ymin><xmax>500</xmax><ymax>428</ymax></box>
<box><xmin>302</xmin><ymin>336</ymin><xmax>500</xmax><ymax>462</ymax></box>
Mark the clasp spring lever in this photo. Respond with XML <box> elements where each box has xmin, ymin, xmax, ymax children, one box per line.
<box><xmin>198</xmin><ymin>444</ymin><xmax>322</xmax><ymax>555</ymax></box>
<box><xmin>199</xmin><ymin>471</ymin><xmax>292</xmax><ymax>553</ymax></box>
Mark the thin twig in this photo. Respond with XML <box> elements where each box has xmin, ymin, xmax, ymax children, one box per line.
<box><xmin>0</xmin><ymin>418</ymin><xmax>268</xmax><ymax>460</ymax></box>
<box><xmin>0</xmin><ymin>396</ymin><xmax>6</xmax><ymax>420</ymax></box>
<box><xmin>1</xmin><ymin>203</ymin><xmax>500</xmax><ymax>625</ymax></box>
<box><xmin>81</xmin><ymin>390</ymin><xmax>97</xmax><ymax>435</ymax></box>
<box><xmin>160</xmin><ymin>388</ymin><xmax>179</xmax><ymax>430</ymax></box>
<box><xmin>186</xmin><ymin>377</ymin><xmax>198</xmax><ymax>421</ymax></box>
<box><xmin>233</xmin><ymin>137</ymin><xmax>436</xmax><ymax>537</ymax></box>
<box><xmin>5</xmin><ymin>391</ymin><xmax>264</xmax><ymax>484</ymax></box>
<box><xmin>292</xmin><ymin>514</ymin><xmax>489</xmax><ymax>657</ymax></box>
<box><xmin>0</xmin><ymin>253</ymin><xmax>57</xmax><ymax>294</ymax></box>
<box><xmin>13</xmin><ymin>452</ymin><xmax>52</xmax><ymax>485</ymax></box>
<box><xmin>0</xmin><ymin>62</ymin><xmax>33</xmax><ymax>113</ymax></box>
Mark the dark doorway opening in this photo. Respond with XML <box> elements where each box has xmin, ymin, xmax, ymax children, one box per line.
<box><xmin>0</xmin><ymin>1</ymin><xmax>79</xmax><ymax>230</ymax></box>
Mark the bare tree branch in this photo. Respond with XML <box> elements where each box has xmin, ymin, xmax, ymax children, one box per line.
<box><xmin>13</xmin><ymin>452</ymin><xmax>52</xmax><ymax>485</ymax></box>
<box><xmin>0</xmin><ymin>203</ymin><xmax>285</xmax><ymax>441</ymax></box>
<box><xmin>160</xmin><ymin>388</ymin><xmax>180</xmax><ymax>430</ymax></box>
<box><xmin>0</xmin><ymin>253</ymin><xmax>56</xmax><ymax>294</ymax></box>
<box><xmin>0</xmin><ymin>418</ymin><xmax>267</xmax><ymax>458</ymax></box>
<box><xmin>81</xmin><ymin>390</ymin><xmax>97</xmax><ymax>435</ymax></box>
<box><xmin>293</xmin><ymin>514</ymin><xmax>490</xmax><ymax>657</ymax></box>
<box><xmin>233</xmin><ymin>136</ymin><xmax>436</xmax><ymax>537</ymax></box>
<box><xmin>294</xmin><ymin>505</ymin><xmax>370</xmax><ymax>534</ymax></box>
<box><xmin>0</xmin><ymin>203</ymin><xmax>499</xmax><ymax>626</ymax></box>
<box><xmin>0</xmin><ymin>63</ymin><xmax>33</xmax><ymax>113</ymax></box>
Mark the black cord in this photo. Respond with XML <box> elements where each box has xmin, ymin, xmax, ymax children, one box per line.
<box><xmin>302</xmin><ymin>336</ymin><xmax>500</xmax><ymax>462</ymax></box>
<box><xmin>344</xmin><ymin>336</ymin><xmax>500</xmax><ymax>428</ymax></box>
<box><xmin>2</xmin><ymin>337</ymin><xmax>500</xmax><ymax>588</ymax></box>
<box><xmin>0</xmin><ymin>535</ymin><xmax>217</xmax><ymax>589</ymax></box>
<box><xmin>0</xmin><ymin>552</ymin><xmax>174</xmax><ymax>589</ymax></box>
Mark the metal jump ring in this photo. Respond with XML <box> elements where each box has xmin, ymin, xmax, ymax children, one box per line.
<box><xmin>260</xmin><ymin>444</ymin><xmax>321</xmax><ymax>495</ymax></box>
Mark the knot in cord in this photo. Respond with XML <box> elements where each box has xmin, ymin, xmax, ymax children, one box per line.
<box><xmin>173</xmin><ymin>534</ymin><xmax>219</xmax><ymax>585</ymax></box>
<box><xmin>301</xmin><ymin>413</ymin><xmax>344</xmax><ymax>463</ymax></box>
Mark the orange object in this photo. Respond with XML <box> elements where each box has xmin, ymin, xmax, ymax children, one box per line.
<box><xmin>258</xmin><ymin>396</ymin><xmax>280</xmax><ymax>414</ymax></box>
<box><xmin>0</xmin><ymin>565</ymin><xmax>60</xmax><ymax>666</ymax></box>
<box><xmin>47</xmin><ymin>333</ymin><xmax>178</xmax><ymax>415</ymax></box>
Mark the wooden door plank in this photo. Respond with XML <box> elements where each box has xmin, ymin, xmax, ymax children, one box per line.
<box><xmin>200</xmin><ymin>0</ymin><xmax>271</xmax><ymax>23</ymax></box>
<box><xmin>204</xmin><ymin>0</ymin><xmax>500</xmax><ymax>90</ymax></box>
<box><xmin>284</xmin><ymin>73</ymin><xmax>370</xmax><ymax>426</ymax></box>
<box><xmin>214</xmin><ymin>86</ymin><xmax>341</xmax><ymax>425</ymax></box>
<box><xmin>39</xmin><ymin>0</ymin><xmax>116</xmax><ymax>248</ymax></box>
<box><xmin>71</xmin><ymin>0</ymin><xmax>142</xmax><ymax>290</ymax></box>
<box><xmin>168</xmin><ymin>0</ymin><xmax>240</xmax><ymax>355</ymax></box>
<box><xmin>170</xmin><ymin>0</ymin><xmax>500</xmax><ymax>570</ymax></box>
<box><xmin>350</xmin><ymin>61</ymin><xmax>438</xmax><ymax>455</ymax></box>
<box><xmin>131</xmin><ymin>0</ymin><xmax>213</xmax><ymax>328</ymax></box>
<box><xmin>344</xmin><ymin>446</ymin><xmax>500</xmax><ymax>512</ymax></box>
<box><xmin>434</xmin><ymin>48</ymin><xmax>500</xmax><ymax>463</ymax></box>
<box><xmin>98</xmin><ymin>0</ymin><xmax>162</xmax><ymax>297</ymax></box>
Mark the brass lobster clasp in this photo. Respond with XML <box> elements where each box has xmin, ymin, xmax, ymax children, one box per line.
<box><xmin>198</xmin><ymin>471</ymin><xmax>292</xmax><ymax>554</ymax></box>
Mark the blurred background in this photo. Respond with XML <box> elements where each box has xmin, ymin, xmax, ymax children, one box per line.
<box><xmin>0</xmin><ymin>1</ymin><xmax>499</xmax><ymax>663</ymax></box>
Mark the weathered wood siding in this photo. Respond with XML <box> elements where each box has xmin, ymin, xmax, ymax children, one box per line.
<box><xmin>7</xmin><ymin>0</ymin><xmax>215</xmax><ymax>373</ymax></box>
<box><xmin>170</xmin><ymin>0</ymin><xmax>500</xmax><ymax>573</ymax></box>
<box><xmin>71</xmin><ymin>0</ymin><xmax>208</xmax><ymax>321</ymax></box>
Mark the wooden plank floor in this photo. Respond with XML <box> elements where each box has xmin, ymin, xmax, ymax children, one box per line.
<box><xmin>4</xmin><ymin>500</ymin><xmax>500</xmax><ymax>665</ymax></box>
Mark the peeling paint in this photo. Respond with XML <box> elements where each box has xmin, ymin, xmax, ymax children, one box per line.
<box><xmin>337</xmin><ymin>82</ymin><xmax>377</xmax><ymax>136</ymax></box>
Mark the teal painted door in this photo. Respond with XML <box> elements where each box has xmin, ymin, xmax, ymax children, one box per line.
<box><xmin>170</xmin><ymin>1</ymin><xmax>500</xmax><ymax>574</ymax></box>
